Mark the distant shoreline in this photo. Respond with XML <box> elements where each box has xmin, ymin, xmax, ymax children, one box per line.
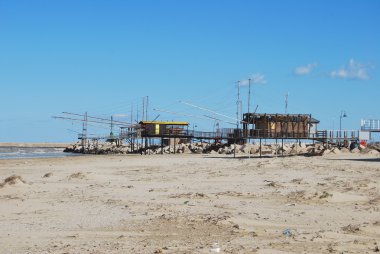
<box><xmin>0</xmin><ymin>142</ymin><xmax>70</xmax><ymax>148</ymax></box>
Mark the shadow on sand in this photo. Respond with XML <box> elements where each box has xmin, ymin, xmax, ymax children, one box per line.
<box><xmin>328</xmin><ymin>157</ymin><xmax>380</xmax><ymax>163</ymax></box>
<box><xmin>204</xmin><ymin>155</ymin><xmax>281</xmax><ymax>160</ymax></box>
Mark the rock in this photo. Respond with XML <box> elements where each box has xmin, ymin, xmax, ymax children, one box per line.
<box><xmin>306</xmin><ymin>146</ymin><xmax>315</xmax><ymax>154</ymax></box>
<box><xmin>322</xmin><ymin>149</ymin><xmax>332</xmax><ymax>156</ymax></box>
<box><xmin>218</xmin><ymin>148</ymin><xmax>226</xmax><ymax>154</ymax></box>
<box><xmin>250</xmin><ymin>146</ymin><xmax>259</xmax><ymax>154</ymax></box>
<box><xmin>182</xmin><ymin>145</ymin><xmax>192</xmax><ymax>154</ymax></box>
<box><xmin>239</xmin><ymin>144</ymin><xmax>251</xmax><ymax>154</ymax></box>
<box><xmin>260</xmin><ymin>147</ymin><xmax>273</xmax><ymax>155</ymax></box>
<box><xmin>224</xmin><ymin>148</ymin><xmax>232</xmax><ymax>155</ymax></box>
<box><xmin>201</xmin><ymin>143</ymin><xmax>209</xmax><ymax>149</ymax></box>
<box><xmin>298</xmin><ymin>147</ymin><xmax>308</xmax><ymax>154</ymax></box>
<box><xmin>287</xmin><ymin>148</ymin><xmax>298</xmax><ymax>155</ymax></box>
<box><xmin>368</xmin><ymin>149</ymin><xmax>380</xmax><ymax>155</ymax></box>
<box><xmin>233</xmin><ymin>144</ymin><xmax>241</xmax><ymax>153</ymax></box>
<box><xmin>351</xmin><ymin>148</ymin><xmax>360</xmax><ymax>153</ymax></box>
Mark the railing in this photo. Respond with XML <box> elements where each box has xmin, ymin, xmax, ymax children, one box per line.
<box><xmin>361</xmin><ymin>119</ymin><xmax>380</xmax><ymax>131</ymax></box>
<box><xmin>79</xmin><ymin>129</ymin><xmax>359</xmax><ymax>142</ymax></box>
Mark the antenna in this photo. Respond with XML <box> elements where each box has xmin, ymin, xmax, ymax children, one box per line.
<box><xmin>236</xmin><ymin>81</ymin><xmax>241</xmax><ymax>129</ymax></box>
<box><xmin>110</xmin><ymin>116</ymin><xmax>114</xmax><ymax>136</ymax></box>
<box><xmin>248</xmin><ymin>78</ymin><xmax>251</xmax><ymax>113</ymax></box>
<box><xmin>285</xmin><ymin>92</ymin><xmax>289</xmax><ymax>114</ymax></box>
<box><xmin>142</xmin><ymin>97</ymin><xmax>145</xmax><ymax>121</ymax></box>
<box><xmin>146</xmin><ymin>96</ymin><xmax>149</xmax><ymax>121</ymax></box>
<box><xmin>130</xmin><ymin>103</ymin><xmax>133</xmax><ymax>125</ymax></box>
<box><xmin>136</xmin><ymin>103</ymin><xmax>139</xmax><ymax>123</ymax></box>
<box><xmin>82</xmin><ymin>112</ymin><xmax>87</xmax><ymax>148</ymax></box>
<box><xmin>235</xmin><ymin>80</ymin><xmax>241</xmax><ymax>158</ymax></box>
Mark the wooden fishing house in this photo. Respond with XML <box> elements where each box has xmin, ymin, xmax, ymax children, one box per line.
<box><xmin>242</xmin><ymin>113</ymin><xmax>320</xmax><ymax>139</ymax></box>
<box><xmin>139</xmin><ymin>121</ymin><xmax>189</xmax><ymax>137</ymax></box>
<box><xmin>139</xmin><ymin>121</ymin><xmax>190</xmax><ymax>146</ymax></box>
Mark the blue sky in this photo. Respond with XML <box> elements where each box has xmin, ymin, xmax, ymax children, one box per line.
<box><xmin>0</xmin><ymin>0</ymin><xmax>379</xmax><ymax>142</ymax></box>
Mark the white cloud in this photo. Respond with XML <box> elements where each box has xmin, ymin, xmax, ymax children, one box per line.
<box><xmin>330</xmin><ymin>59</ymin><xmax>372</xmax><ymax>80</ymax></box>
<box><xmin>294</xmin><ymin>62</ymin><xmax>317</xmax><ymax>76</ymax></box>
<box><xmin>239</xmin><ymin>73</ymin><xmax>267</xmax><ymax>86</ymax></box>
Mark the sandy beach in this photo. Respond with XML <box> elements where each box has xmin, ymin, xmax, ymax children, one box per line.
<box><xmin>0</xmin><ymin>153</ymin><xmax>379</xmax><ymax>253</ymax></box>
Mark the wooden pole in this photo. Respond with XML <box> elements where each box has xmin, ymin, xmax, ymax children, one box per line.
<box><xmin>259</xmin><ymin>139</ymin><xmax>262</xmax><ymax>158</ymax></box>
<box><xmin>161</xmin><ymin>137</ymin><xmax>163</xmax><ymax>155</ymax></box>
<box><xmin>281</xmin><ymin>139</ymin><xmax>284</xmax><ymax>156</ymax></box>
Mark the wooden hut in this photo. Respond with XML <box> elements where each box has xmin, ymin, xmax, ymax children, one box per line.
<box><xmin>242</xmin><ymin>113</ymin><xmax>319</xmax><ymax>139</ymax></box>
<box><xmin>139</xmin><ymin>121</ymin><xmax>189</xmax><ymax>137</ymax></box>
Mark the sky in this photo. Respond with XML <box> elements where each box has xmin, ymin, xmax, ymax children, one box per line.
<box><xmin>0</xmin><ymin>0</ymin><xmax>379</xmax><ymax>142</ymax></box>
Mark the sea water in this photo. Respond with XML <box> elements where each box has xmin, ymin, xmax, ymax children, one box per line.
<box><xmin>0</xmin><ymin>146</ymin><xmax>81</xmax><ymax>159</ymax></box>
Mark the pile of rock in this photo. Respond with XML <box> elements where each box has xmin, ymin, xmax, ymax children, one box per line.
<box><xmin>64</xmin><ymin>142</ymin><xmax>133</xmax><ymax>154</ymax></box>
<box><xmin>64</xmin><ymin>141</ymin><xmax>380</xmax><ymax>157</ymax></box>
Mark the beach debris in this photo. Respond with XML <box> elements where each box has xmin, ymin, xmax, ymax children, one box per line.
<box><xmin>183</xmin><ymin>200</ymin><xmax>195</xmax><ymax>206</ymax></box>
<box><xmin>327</xmin><ymin>243</ymin><xmax>336</xmax><ymax>253</ymax></box>
<box><xmin>369</xmin><ymin>196</ymin><xmax>380</xmax><ymax>205</ymax></box>
<box><xmin>319</xmin><ymin>191</ymin><xmax>333</xmax><ymax>199</ymax></box>
<box><xmin>290</xmin><ymin>178</ymin><xmax>303</xmax><ymax>184</ymax></box>
<box><xmin>265</xmin><ymin>181</ymin><xmax>281</xmax><ymax>188</ymax></box>
<box><xmin>287</xmin><ymin>190</ymin><xmax>306</xmax><ymax>201</ymax></box>
<box><xmin>169</xmin><ymin>192</ymin><xmax>209</xmax><ymax>199</ymax></box>
<box><xmin>283</xmin><ymin>228</ymin><xmax>294</xmax><ymax>237</ymax></box>
<box><xmin>69</xmin><ymin>172</ymin><xmax>86</xmax><ymax>180</ymax></box>
<box><xmin>341</xmin><ymin>224</ymin><xmax>360</xmax><ymax>233</ymax></box>
<box><xmin>0</xmin><ymin>175</ymin><xmax>26</xmax><ymax>188</ymax></box>
<box><xmin>43</xmin><ymin>172</ymin><xmax>53</xmax><ymax>178</ymax></box>
<box><xmin>249</xmin><ymin>231</ymin><xmax>258</xmax><ymax>237</ymax></box>
<box><xmin>210</xmin><ymin>242</ymin><xmax>221</xmax><ymax>253</ymax></box>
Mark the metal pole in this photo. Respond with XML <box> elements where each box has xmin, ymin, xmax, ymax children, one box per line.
<box><xmin>248</xmin><ymin>78</ymin><xmax>251</xmax><ymax>114</ymax></box>
<box><xmin>247</xmin><ymin>79</ymin><xmax>252</xmax><ymax>147</ymax></box>
<box><xmin>110</xmin><ymin>116</ymin><xmax>114</xmax><ymax>136</ymax></box>
<box><xmin>146</xmin><ymin>96</ymin><xmax>148</xmax><ymax>121</ymax></box>
<box><xmin>82</xmin><ymin>112</ymin><xmax>88</xmax><ymax>153</ymax></box>
<box><xmin>142</xmin><ymin>97</ymin><xmax>145</xmax><ymax>122</ymax></box>
<box><xmin>285</xmin><ymin>92</ymin><xmax>288</xmax><ymax>114</ymax></box>
<box><xmin>237</xmin><ymin>81</ymin><xmax>240</xmax><ymax>129</ymax></box>
<box><xmin>339</xmin><ymin>113</ymin><xmax>342</xmax><ymax>139</ymax></box>
<box><xmin>235</xmin><ymin>81</ymin><xmax>240</xmax><ymax>158</ymax></box>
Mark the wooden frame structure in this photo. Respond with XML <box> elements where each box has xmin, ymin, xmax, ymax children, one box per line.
<box><xmin>242</xmin><ymin>113</ymin><xmax>320</xmax><ymax>139</ymax></box>
<box><xmin>139</xmin><ymin>121</ymin><xmax>189</xmax><ymax>137</ymax></box>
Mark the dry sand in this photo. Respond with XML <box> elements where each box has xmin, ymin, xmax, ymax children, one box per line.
<box><xmin>0</xmin><ymin>153</ymin><xmax>379</xmax><ymax>253</ymax></box>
